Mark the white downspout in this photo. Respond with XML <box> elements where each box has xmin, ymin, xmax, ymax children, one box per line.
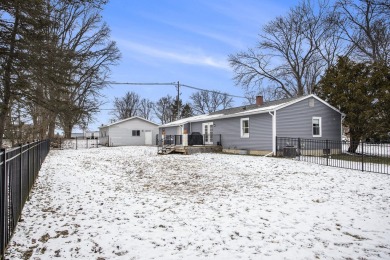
<box><xmin>341</xmin><ymin>114</ymin><xmax>346</xmax><ymax>141</ymax></box>
<box><xmin>269</xmin><ymin>110</ymin><xmax>276</xmax><ymax>156</ymax></box>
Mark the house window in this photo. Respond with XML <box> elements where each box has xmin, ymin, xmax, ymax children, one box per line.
<box><xmin>241</xmin><ymin>118</ymin><xmax>249</xmax><ymax>138</ymax></box>
<box><xmin>132</xmin><ymin>130</ymin><xmax>140</xmax><ymax>136</ymax></box>
<box><xmin>312</xmin><ymin>117</ymin><xmax>322</xmax><ymax>137</ymax></box>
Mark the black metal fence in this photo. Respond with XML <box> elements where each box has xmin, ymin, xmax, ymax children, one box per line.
<box><xmin>276</xmin><ymin>137</ymin><xmax>389</xmax><ymax>174</ymax></box>
<box><xmin>51</xmin><ymin>137</ymin><xmax>99</xmax><ymax>149</ymax></box>
<box><xmin>160</xmin><ymin>134</ymin><xmax>222</xmax><ymax>146</ymax></box>
<box><xmin>1</xmin><ymin>140</ymin><xmax>50</xmax><ymax>259</ymax></box>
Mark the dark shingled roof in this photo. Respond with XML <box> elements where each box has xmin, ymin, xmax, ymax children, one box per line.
<box><xmin>209</xmin><ymin>96</ymin><xmax>302</xmax><ymax>116</ymax></box>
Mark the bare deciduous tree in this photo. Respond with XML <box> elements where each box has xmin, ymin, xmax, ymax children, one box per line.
<box><xmin>154</xmin><ymin>95</ymin><xmax>174</xmax><ymax>124</ymax></box>
<box><xmin>138</xmin><ymin>98</ymin><xmax>155</xmax><ymax>120</ymax></box>
<box><xmin>51</xmin><ymin>0</ymin><xmax>120</xmax><ymax>138</ymax></box>
<box><xmin>190</xmin><ymin>90</ymin><xmax>233</xmax><ymax>114</ymax></box>
<box><xmin>335</xmin><ymin>0</ymin><xmax>390</xmax><ymax>64</ymax></box>
<box><xmin>229</xmin><ymin>0</ymin><xmax>345</xmax><ymax>100</ymax></box>
<box><xmin>112</xmin><ymin>91</ymin><xmax>140</xmax><ymax>120</ymax></box>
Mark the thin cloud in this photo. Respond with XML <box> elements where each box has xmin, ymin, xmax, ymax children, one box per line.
<box><xmin>142</xmin><ymin>17</ymin><xmax>245</xmax><ymax>49</ymax></box>
<box><xmin>117</xmin><ymin>39</ymin><xmax>230</xmax><ymax>70</ymax></box>
<box><xmin>204</xmin><ymin>1</ymin><xmax>288</xmax><ymax>27</ymax></box>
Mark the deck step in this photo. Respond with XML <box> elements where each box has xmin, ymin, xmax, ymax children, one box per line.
<box><xmin>158</xmin><ymin>145</ymin><xmax>175</xmax><ymax>155</ymax></box>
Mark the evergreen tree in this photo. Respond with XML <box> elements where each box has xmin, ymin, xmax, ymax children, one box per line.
<box><xmin>0</xmin><ymin>0</ymin><xmax>120</xmax><ymax>143</ymax></box>
<box><xmin>315</xmin><ymin>56</ymin><xmax>390</xmax><ymax>152</ymax></box>
<box><xmin>0</xmin><ymin>0</ymin><xmax>50</xmax><ymax>145</ymax></box>
<box><xmin>180</xmin><ymin>103</ymin><xmax>193</xmax><ymax>119</ymax></box>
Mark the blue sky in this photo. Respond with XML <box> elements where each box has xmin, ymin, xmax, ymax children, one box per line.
<box><xmin>91</xmin><ymin>0</ymin><xmax>299</xmax><ymax>130</ymax></box>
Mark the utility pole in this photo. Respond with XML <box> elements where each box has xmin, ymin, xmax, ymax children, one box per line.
<box><xmin>176</xmin><ymin>81</ymin><xmax>180</xmax><ymax>120</ymax></box>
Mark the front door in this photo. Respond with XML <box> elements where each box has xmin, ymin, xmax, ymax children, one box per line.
<box><xmin>202</xmin><ymin>122</ymin><xmax>213</xmax><ymax>145</ymax></box>
<box><xmin>145</xmin><ymin>131</ymin><xmax>152</xmax><ymax>145</ymax></box>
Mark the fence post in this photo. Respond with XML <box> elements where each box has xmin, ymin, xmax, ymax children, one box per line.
<box><xmin>361</xmin><ymin>141</ymin><xmax>364</xmax><ymax>172</ymax></box>
<box><xmin>275</xmin><ymin>136</ymin><xmax>278</xmax><ymax>156</ymax></box>
<box><xmin>326</xmin><ymin>140</ymin><xmax>329</xmax><ymax>166</ymax></box>
<box><xmin>298</xmin><ymin>138</ymin><xmax>301</xmax><ymax>161</ymax></box>
<box><xmin>32</xmin><ymin>142</ymin><xmax>35</xmax><ymax>180</ymax></box>
<box><xmin>19</xmin><ymin>144</ymin><xmax>23</xmax><ymax>209</ymax></box>
<box><xmin>0</xmin><ymin>148</ymin><xmax>6</xmax><ymax>259</ymax></box>
<box><xmin>38</xmin><ymin>140</ymin><xmax>41</xmax><ymax>170</ymax></box>
<box><xmin>76</xmin><ymin>137</ymin><xmax>78</xmax><ymax>150</ymax></box>
<box><xmin>27</xmin><ymin>143</ymin><xmax>30</xmax><ymax>201</ymax></box>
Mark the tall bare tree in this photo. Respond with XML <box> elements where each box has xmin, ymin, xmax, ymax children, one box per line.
<box><xmin>190</xmin><ymin>90</ymin><xmax>233</xmax><ymax>114</ymax></box>
<box><xmin>229</xmin><ymin>0</ymin><xmax>345</xmax><ymax>100</ymax></box>
<box><xmin>138</xmin><ymin>98</ymin><xmax>155</xmax><ymax>120</ymax></box>
<box><xmin>154</xmin><ymin>95</ymin><xmax>174</xmax><ymax>124</ymax></box>
<box><xmin>335</xmin><ymin>0</ymin><xmax>390</xmax><ymax>64</ymax></box>
<box><xmin>112</xmin><ymin>91</ymin><xmax>140</xmax><ymax>120</ymax></box>
<box><xmin>50</xmin><ymin>0</ymin><xmax>120</xmax><ymax>137</ymax></box>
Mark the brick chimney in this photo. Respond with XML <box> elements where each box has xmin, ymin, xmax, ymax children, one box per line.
<box><xmin>256</xmin><ymin>96</ymin><xmax>263</xmax><ymax>106</ymax></box>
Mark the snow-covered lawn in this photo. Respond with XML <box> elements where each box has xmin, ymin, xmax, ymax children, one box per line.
<box><xmin>5</xmin><ymin>147</ymin><xmax>390</xmax><ymax>259</ymax></box>
<box><xmin>342</xmin><ymin>143</ymin><xmax>390</xmax><ymax>157</ymax></box>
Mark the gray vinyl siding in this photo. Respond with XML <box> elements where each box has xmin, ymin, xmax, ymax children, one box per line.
<box><xmin>160</xmin><ymin>126</ymin><xmax>177</xmax><ymax>136</ymax></box>
<box><xmin>160</xmin><ymin>123</ymin><xmax>190</xmax><ymax>135</ymax></box>
<box><xmin>190</xmin><ymin>122</ymin><xmax>202</xmax><ymax>134</ymax></box>
<box><xmin>191</xmin><ymin>113</ymin><xmax>273</xmax><ymax>150</ymax></box>
<box><xmin>276</xmin><ymin>97</ymin><xmax>341</xmax><ymax>141</ymax></box>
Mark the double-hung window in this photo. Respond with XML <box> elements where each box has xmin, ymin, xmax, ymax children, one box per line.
<box><xmin>312</xmin><ymin>117</ymin><xmax>322</xmax><ymax>137</ymax></box>
<box><xmin>241</xmin><ymin>118</ymin><xmax>249</xmax><ymax>138</ymax></box>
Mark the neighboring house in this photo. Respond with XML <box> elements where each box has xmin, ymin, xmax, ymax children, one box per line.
<box><xmin>70</xmin><ymin>131</ymin><xmax>99</xmax><ymax>139</ymax></box>
<box><xmin>71</xmin><ymin>132</ymin><xmax>84</xmax><ymax>138</ymax></box>
<box><xmin>159</xmin><ymin>94</ymin><xmax>344</xmax><ymax>155</ymax></box>
<box><xmin>99</xmin><ymin>116</ymin><xmax>159</xmax><ymax>146</ymax></box>
<box><xmin>85</xmin><ymin>131</ymin><xmax>99</xmax><ymax>139</ymax></box>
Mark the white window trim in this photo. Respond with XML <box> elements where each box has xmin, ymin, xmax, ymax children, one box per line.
<box><xmin>312</xmin><ymin>117</ymin><xmax>322</xmax><ymax>137</ymax></box>
<box><xmin>240</xmin><ymin>118</ymin><xmax>249</xmax><ymax>138</ymax></box>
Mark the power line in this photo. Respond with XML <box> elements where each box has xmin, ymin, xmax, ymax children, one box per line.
<box><xmin>104</xmin><ymin>82</ymin><xmax>177</xmax><ymax>86</ymax></box>
<box><xmin>105</xmin><ymin>81</ymin><xmax>247</xmax><ymax>99</ymax></box>
<box><xmin>180</xmin><ymin>84</ymin><xmax>246</xmax><ymax>99</ymax></box>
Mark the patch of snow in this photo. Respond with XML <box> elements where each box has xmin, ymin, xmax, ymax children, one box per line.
<box><xmin>5</xmin><ymin>147</ymin><xmax>390</xmax><ymax>259</ymax></box>
<box><xmin>342</xmin><ymin>143</ymin><xmax>390</xmax><ymax>157</ymax></box>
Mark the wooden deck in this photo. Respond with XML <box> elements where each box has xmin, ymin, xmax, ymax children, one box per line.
<box><xmin>158</xmin><ymin>145</ymin><xmax>222</xmax><ymax>155</ymax></box>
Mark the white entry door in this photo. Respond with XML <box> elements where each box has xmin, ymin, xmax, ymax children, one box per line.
<box><xmin>145</xmin><ymin>131</ymin><xmax>152</xmax><ymax>145</ymax></box>
<box><xmin>202</xmin><ymin>122</ymin><xmax>214</xmax><ymax>145</ymax></box>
